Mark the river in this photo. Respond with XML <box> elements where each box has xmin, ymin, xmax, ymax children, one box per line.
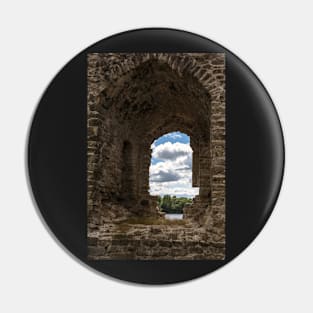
<box><xmin>164</xmin><ymin>213</ymin><xmax>183</xmax><ymax>220</ymax></box>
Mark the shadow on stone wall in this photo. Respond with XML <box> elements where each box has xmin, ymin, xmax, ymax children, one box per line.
<box><xmin>87</xmin><ymin>53</ymin><xmax>225</xmax><ymax>260</ymax></box>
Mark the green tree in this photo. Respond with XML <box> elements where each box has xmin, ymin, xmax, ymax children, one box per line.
<box><xmin>159</xmin><ymin>195</ymin><xmax>192</xmax><ymax>213</ymax></box>
<box><xmin>157</xmin><ymin>196</ymin><xmax>162</xmax><ymax>206</ymax></box>
<box><xmin>161</xmin><ymin>195</ymin><xmax>172</xmax><ymax>212</ymax></box>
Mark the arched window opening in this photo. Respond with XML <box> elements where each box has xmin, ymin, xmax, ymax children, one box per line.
<box><xmin>149</xmin><ymin>131</ymin><xmax>199</xmax><ymax>219</ymax></box>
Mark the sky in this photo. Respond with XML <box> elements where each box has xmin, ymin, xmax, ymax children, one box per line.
<box><xmin>149</xmin><ymin>131</ymin><xmax>199</xmax><ymax>198</ymax></box>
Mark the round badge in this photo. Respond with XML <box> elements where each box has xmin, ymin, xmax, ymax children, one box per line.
<box><xmin>28</xmin><ymin>28</ymin><xmax>284</xmax><ymax>284</ymax></box>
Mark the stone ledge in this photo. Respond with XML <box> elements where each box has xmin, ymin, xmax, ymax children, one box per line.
<box><xmin>88</xmin><ymin>239</ymin><xmax>225</xmax><ymax>260</ymax></box>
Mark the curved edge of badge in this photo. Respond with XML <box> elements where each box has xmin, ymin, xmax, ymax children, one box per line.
<box><xmin>26</xmin><ymin>28</ymin><xmax>285</xmax><ymax>285</ymax></box>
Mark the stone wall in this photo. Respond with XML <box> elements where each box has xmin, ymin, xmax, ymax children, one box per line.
<box><xmin>87</xmin><ymin>53</ymin><xmax>225</xmax><ymax>259</ymax></box>
<box><xmin>88</xmin><ymin>225</ymin><xmax>225</xmax><ymax>260</ymax></box>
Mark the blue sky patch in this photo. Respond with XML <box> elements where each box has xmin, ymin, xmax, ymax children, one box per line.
<box><xmin>149</xmin><ymin>132</ymin><xmax>199</xmax><ymax>198</ymax></box>
<box><xmin>151</xmin><ymin>132</ymin><xmax>189</xmax><ymax>165</ymax></box>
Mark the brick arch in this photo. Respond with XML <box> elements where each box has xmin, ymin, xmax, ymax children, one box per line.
<box><xmin>145</xmin><ymin>118</ymin><xmax>205</xmax><ymax>146</ymax></box>
<box><xmin>87</xmin><ymin>53</ymin><xmax>225</xmax><ymax>227</ymax></box>
<box><xmin>93</xmin><ymin>53</ymin><xmax>224</xmax><ymax>100</ymax></box>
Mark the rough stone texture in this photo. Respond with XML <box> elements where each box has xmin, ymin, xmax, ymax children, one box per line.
<box><xmin>88</xmin><ymin>223</ymin><xmax>225</xmax><ymax>260</ymax></box>
<box><xmin>87</xmin><ymin>53</ymin><xmax>225</xmax><ymax>259</ymax></box>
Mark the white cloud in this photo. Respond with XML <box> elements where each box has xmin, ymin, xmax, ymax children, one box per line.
<box><xmin>149</xmin><ymin>163</ymin><xmax>180</xmax><ymax>182</ymax></box>
<box><xmin>152</xmin><ymin>142</ymin><xmax>191</xmax><ymax>161</ymax></box>
<box><xmin>149</xmin><ymin>141</ymin><xmax>199</xmax><ymax>198</ymax></box>
<box><xmin>149</xmin><ymin>180</ymin><xmax>199</xmax><ymax>198</ymax></box>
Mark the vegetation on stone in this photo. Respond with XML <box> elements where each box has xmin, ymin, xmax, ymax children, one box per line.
<box><xmin>157</xmin><ymin>195</ymin><xmax>192</xmax><ymax>214</ymax></box>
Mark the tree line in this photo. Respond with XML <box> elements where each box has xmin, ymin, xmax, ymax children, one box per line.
<box><xmin>157</xmin><ymin>195</ymin><xmax>192</xmax><ymax>214</ymax></box>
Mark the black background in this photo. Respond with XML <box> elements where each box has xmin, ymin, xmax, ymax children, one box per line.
<box><xmin>28</xmin><ymin>28</ymin><xmax>284</xmax><ymax>284</ymax></box>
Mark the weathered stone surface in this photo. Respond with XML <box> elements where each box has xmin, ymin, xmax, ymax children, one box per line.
<box><xmin>88</xmin><ymin>222</ymin><xmax>225</xmax><ymax>260</ymax></box>
<box><xmin>87</xmin><ymin>53</ymin><xmax>225</xmax><ymax>260</ymax></box>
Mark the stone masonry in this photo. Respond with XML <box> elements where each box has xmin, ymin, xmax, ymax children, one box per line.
<box><xmin>87</xmin><ymin>53</ymin><xmax>225</xmax><ymax>259</ymax></box>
